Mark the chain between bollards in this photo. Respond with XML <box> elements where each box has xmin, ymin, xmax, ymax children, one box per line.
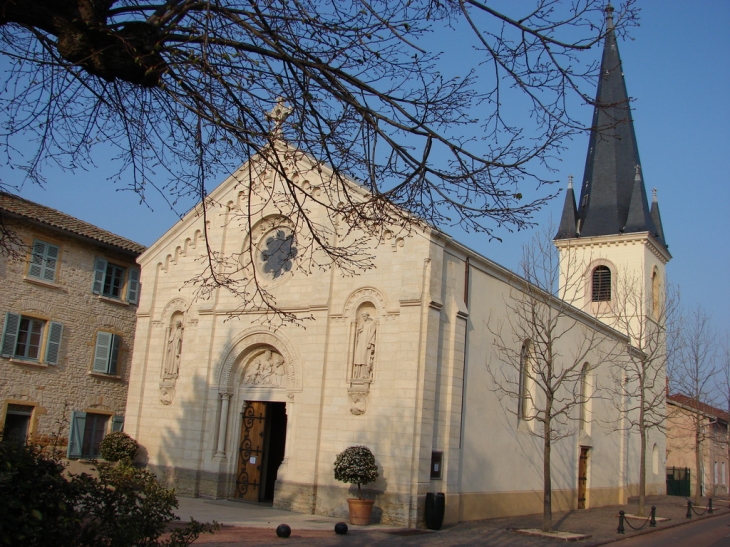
<box><xmin>649</xmin><ymin>506</ymin><xmax>656</xmax><ymax>527</ymax></box>
<box><xmin>686</xmin><ymin>500</ymin><xmax>692</xmax><ymax>519</ymax></box>
<box><xmin>617</xmin><ymin>510</ymin><xmax>625</xmax><ymax>534</ymax></box>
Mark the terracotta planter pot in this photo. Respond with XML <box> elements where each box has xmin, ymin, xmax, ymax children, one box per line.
<box><xmin>347</xmin><ymin>498</ymin><xmax>375</xmax><ymax>525</ymax></box>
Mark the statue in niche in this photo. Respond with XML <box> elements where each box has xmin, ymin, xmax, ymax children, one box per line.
<box><xmin>163</xmin><ymin>317</ymin><xmax>184</xmax><ymax>377</ymax></box>
<box><xmin>353</xmin><ymin>311</ymin><xmax>377</xmax><ymax>380</ymax></box>
<box><xmin>244</xmin><ymin>349</ymin><xmax>286</xmax><ymax>387</ymax></box>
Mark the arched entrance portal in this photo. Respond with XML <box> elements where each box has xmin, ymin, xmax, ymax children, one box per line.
<box><xmin>235</xmin><ymin>401</ymin><xmax>288</xmax><ymax>502</ymax></box>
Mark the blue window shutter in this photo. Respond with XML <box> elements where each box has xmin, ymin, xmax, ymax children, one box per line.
<box><xmin>43</xmin><ymin>244</ymin><xmax>60</xmax><ymax>281</ymax></box>
<box><xmin>45</xmin><ymin>322</ymin><xmax>63</xmax><ymax>365</ymax></box>
<box><xmin>92</xmin><ymin>258</ymin><xmax>107</xmax><ymax>295</ymax></box>
<box><xmin>109</xmin><ymin>335</ymin><xmax>120</xmax><ymax>375</ymax></box>
<box><xmin>127</xmin><ymin>268</ymin><xmax>140</xmax><ymax>304</ymax></box>
<box><xmin>67</xmin><ymin>411</ymin><xmax>86</xmax><ymax>458</ymax></box>
<box><xmin>111</xmin><ymin>416</ymin><xmax>124</xmax><ymax>432</ymax></box>
<box><xmin>93</xmin><ymin>331</ymin><xmax>113</xmax><ymax>373</ymax></box>
<box><xmin>28</xmin><ymin>240</ymin><xmax>46</xmax><ymax>279</ymax></box>
<box><xmin>1</xmin><ymin>312</ymin><xmax>21</xmax><ymax>358</ymax></box>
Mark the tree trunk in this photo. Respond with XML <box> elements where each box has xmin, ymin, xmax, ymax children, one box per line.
<box><xmin>695</xmin><ymin>416</ymin><xmax>702</xmax><ymax>505</ymax></box>
<box><xmin>638</xmin><ymin>407</ymin><xmax>646</xmax><ymax>516</ymax></box>
<box><xmin>542</xmin><ymin>418</ymin><xmax>553</xmax><ymax>532</ymax></box>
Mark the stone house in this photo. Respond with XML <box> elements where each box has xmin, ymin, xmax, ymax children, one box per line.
<box><xmin>0</xmin><ymin>192</ymin><xmax>145</xmax><ymax>459</ymax></box>
<box><xmin>666</xmin><ymin>394</ymin><xmax>729</xmax><ymax>497</ymax></box>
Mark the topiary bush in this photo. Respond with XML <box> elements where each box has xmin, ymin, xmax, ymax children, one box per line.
<box><xmin>333</xmin><ymin>445</ymin><xmax>379</xmax><ymax>499</ymax></box>
<box><xmin>99</xmin><ymin>431</ymin><xmax>138</xmax><ymax>462</ymax></box>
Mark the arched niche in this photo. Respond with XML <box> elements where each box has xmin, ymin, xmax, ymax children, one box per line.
<box><xmin>342</xmin><ymin>287</ymin><xmax>388</xmax><ymax>319</ymax></box>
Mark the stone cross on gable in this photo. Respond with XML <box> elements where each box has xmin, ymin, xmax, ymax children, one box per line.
<box><xmin>267</xmin><ymin>97</ymin><xmax>292</xmax><ymax>134</ymax></box>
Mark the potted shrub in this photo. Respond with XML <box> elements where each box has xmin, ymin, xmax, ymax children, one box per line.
<box><xmin>333</xmin><ymin>445</ymin><xmax>379</xmax><ymax>525</ymax></box>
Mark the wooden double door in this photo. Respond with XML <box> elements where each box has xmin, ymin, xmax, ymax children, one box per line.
<box><xmin>235</xmin><ymin>401</ymin><xmax>288</xmax><ymax>502</ymax></box>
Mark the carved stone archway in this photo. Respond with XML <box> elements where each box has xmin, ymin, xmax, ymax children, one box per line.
<box><xmin>214</xmin><ymin>328</ymin><xmax>302</xmax><ymax>395</ymax></box>
<box><xmin>212</xmin><ymin>328</ymin><xmax>302</xmax><ymax>460</ymax></box>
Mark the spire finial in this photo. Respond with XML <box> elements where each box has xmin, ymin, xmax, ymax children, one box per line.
<box><xmin>605</xmin><ymin>3</ymin><xmax>615</xmax><ymax>30</ymax></box>
<box><xmin>634</xmin><ymin>164</ymin><xmax>641</xmax><ymax>181</ymax></box>
<box><xmin>568</xmin><ymin>174</ymin><xmax>574</xmax><ymax>189</ymax></box>
<box><xmin>652</xmin><ymin>188</ymin><xmax>658</xmax><ymax>203</ymax></box>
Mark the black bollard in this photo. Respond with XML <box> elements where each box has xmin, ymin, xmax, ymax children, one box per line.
<box><xmin>686</xmin><ymin>500</ymin><xmax>692</xmax><ymax>519</ymax></box>
<box><xmin>708</xmin><ymin>498</ymin><xmax>713</xmax><ymax>514</ymax></box>
<box><xmin>276</xmin><ymin>524</ymin><xmax>292</xmax><ymax>538</ymax></box>
<box><xmin>334</xmin><ymin>522</ymin><xmax>348</xmax><ymax>535</ymax></box>
<box><xmin>650</xmin><ymin>506</ymin><xmax>656</xmax><ymax>527</ymax></box>
<box><xmin>617</xmin><ymin>510</ymin><xmax>625</xmax><ymax>534</ymax></box>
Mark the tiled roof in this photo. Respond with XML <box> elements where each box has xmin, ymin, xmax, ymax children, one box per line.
<box><xmin>667</xmin><ymin>393</ymin><xmax>729</xmax><ymax>423</ymax></box>
<box><xmin>0</xmin><ymin>192</ymin><xmax>146</xmax><ymax>255</ymax></box>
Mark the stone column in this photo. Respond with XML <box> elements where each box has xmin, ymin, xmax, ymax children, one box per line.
<box><xmin>215</xmin><ymin>392</ymin><xmax>232</xmax><ymax>458</ymax></box>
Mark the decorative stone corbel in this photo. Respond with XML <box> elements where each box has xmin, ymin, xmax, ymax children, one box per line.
<box><xmin>159</xmin><ymin>382</ymin><xmax>175</xmax><ymax>405</ymax></box>
<box><xmin>348</xmin><ymin>384</ymin><xmax>370</xmax><ymax>415</ymax></box>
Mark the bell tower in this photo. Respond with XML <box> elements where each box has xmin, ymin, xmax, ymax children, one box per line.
<box><xmin>553</xmin><ymin>4</ymin><xmax>671</xmax><ymax>338</ymax></box>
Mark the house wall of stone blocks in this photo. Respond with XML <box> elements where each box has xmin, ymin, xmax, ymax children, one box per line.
<box><xmin>0</xmin><ymin>196</ymin><xmax>143</xmax><ymax>460</ymax></box>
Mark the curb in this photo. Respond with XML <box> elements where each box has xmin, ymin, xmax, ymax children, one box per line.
<box><xmin>592</xmin><ymin>507</ymin><xmax>730</xmax><ymax>546</ymax></box>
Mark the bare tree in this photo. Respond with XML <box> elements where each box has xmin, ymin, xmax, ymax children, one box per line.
<box><xmin>602</xmin><ymin>271</ymin><xmax>679</xmax><ymax>516</ymax></box>
<box><xmin>715</xmin><ymin>336</ymin><xmax>730</xmax><ymax>496</ymax></box>
<box><xmin>0</xmin><ymin>1</ymin><xmax>639</xmax><ymax>318</ymax></box>
<box><xmin>668</xmin><ymin>305</ymin><xmax>719</xmax><ymax>504</ymax></box>
<box><xmin>488</xmin><ymin>228</ymin><xmax>620</xmax><ymax>532</ymax></box>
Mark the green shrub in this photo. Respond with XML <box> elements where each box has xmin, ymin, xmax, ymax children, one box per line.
<box><xmin>333</xmin><ymin>445</ymin><xmax>379</xmax><ymax>499</ymax></box>
<box><xmin>99</xmin><ymin>431</ymin><xmax>138</xmax><ymax>462</ymax></box>
<box><xmin>0</xmin><ymin>441</ymin><xmax>81</xmax><ymax>546</ymax></box>
<box><xmin>0</xmin><ymin>441</ymin><xmax>217</xmax><ymax>547</ymax></box>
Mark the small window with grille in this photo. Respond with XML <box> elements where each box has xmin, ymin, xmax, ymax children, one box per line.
<box><xmin>591</xmin><ymin>266</ymin><xmax>611</xmax><ymax>302</ymax></box>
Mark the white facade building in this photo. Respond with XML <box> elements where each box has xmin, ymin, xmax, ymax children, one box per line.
<box><xmin>125</xmin><ymin>10</ymin><xmax>668</xmax><ymax>527</ymax></box>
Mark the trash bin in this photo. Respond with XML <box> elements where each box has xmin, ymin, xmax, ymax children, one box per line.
<box><xmin>425</xmin><ymin>492</ymin><xmax>445</xmax><ymax>530</ymax></box>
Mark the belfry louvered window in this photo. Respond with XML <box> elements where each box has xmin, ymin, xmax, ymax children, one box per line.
<box><xmin>592</xmin><ymin>266</ymin><xmax>611</xmax><ymax>302</ymax></box>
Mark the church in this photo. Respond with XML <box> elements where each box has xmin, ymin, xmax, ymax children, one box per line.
<box><xmin>125</xmin><ymin>9</ymin><xmax>669</xmax><ymax>527</ymax></box>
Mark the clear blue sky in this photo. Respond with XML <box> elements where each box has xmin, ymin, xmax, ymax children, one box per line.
<box><xmin>2</xmin><ymin>2</ymin><xmax>729</xmax><ymax>334</ymax></box>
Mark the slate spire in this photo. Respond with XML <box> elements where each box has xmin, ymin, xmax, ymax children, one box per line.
<box><xmin>555</xmin><ymin>4</ymin><xmax>667</xmax><ymax>248</ymax></box>
<box><xmin>650</xmin><ymin>188</ymin><xmax>666</xmax><ymax>247</ymax></box>
<box><xmin>555</xmin><ymin>175</ymin><xmax>578</xmax><ymax>239</ymax></box>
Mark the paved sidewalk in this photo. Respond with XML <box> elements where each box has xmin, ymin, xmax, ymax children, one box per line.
<box><xmin>174</xmin><ymin>495</ymin><xmax>730</xmax><ymax>546</ymax></box>
<box><xmin>175</xmin><ymin>497</ymin><xmax>396</xmax><ymax>531</ymax></box>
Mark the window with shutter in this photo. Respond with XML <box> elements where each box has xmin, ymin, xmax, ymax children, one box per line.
<box><xmin>82</xmin><ymin>413</ymin><xmax>109</xmax><ymax>457</ymax></box>
<box><xmin>2</xmin><ymin>312</ymin><xmax>63</xmax><ymax>364</ymax></box>
<box><xmin>1</xmin><ymin>312</ymin><xmax>21</xmax><ymax>357</ymax></box>
<box><xmin>45</xmin><ymin>322</ymin><xmax>64</xmax><ymax>365</ymax></box>
<box><xmin>93</xmin><ymin>258</ymin><xmax>136</xmax><ymax>302</ymax></box>
<box><xmin>93</xmin><ymin>331</ymin><xmax>121</xmax><ymax>375</ymax></box>
<box><xmin>127</xmin><ymin>268</ymin><xmax>140</xmax><ymax>304</ymax></box>
<box><xmin>67</xmin><ymin>411</ymin><xmax>110</xmax><ymax>458</ymax></box>
<box><xmin>28</xmin><ymin>240</ymin><xmax>60</xmax><ymax>282</ymax></box>
<box><xmin>67</xmin><ymin>411</ymin><xmax>87</xmax><ymax>458</ymax></box>
<box><xmin>112</xmin><ymin>416</ymin><xmax>124</xmax><ymax>432</ymax></box>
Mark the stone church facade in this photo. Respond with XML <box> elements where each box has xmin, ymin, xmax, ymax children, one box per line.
<box><xmin>125</xmin><ymin>10</ymin><xmax>669</xmax><ymax>527</ymax></box>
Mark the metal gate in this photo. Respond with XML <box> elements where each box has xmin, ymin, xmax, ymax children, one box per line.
<box><xmin>666</xmin><ymin>466</ymin><xmax>690</xmax><ymax>496</ymax></box>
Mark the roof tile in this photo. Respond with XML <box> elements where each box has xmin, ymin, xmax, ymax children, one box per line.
<box><xmin>0</xmin><ymin>192</ymin><xmax>146</xmax><ymax>255</ymax></box>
